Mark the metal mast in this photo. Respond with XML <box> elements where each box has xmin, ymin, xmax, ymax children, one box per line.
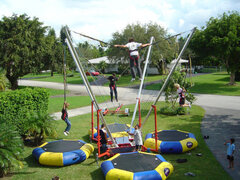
<box><xmin>63</xmin><ymin>26</ymin><xmax>116</xmax><ymax>146</ymax></box>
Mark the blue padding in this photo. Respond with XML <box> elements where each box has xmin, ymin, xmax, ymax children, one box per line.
<box><xmin>63</xmin><ymin>150</ymin><xmax>86</xmax><ymax>166</ymax></box>
<box><xmin>119</xmin><ymin>151</ymin><xmax>138</xmax><ymax>156</ymax></box>
<box><xmin>155</xmin><ymin>154</ymin><xmax>166</xmax><ymax>162</ymax></box>
<box><xmin>101</xmin><ymin>161</ymin><xmax>114</xmax><ymax>177</ymax></box>
<box><xmin>79</xmin><ymin>140</ymin><xmax>85</xmax><ymax>144</ymax></box>
<box><xmin>93</xmin><ymin>132</ymin><xmax>98</xmax><ymax>139</ymax></box>
<box><xmin>32</xmin><ymin>147</ymin><xmax>45</xmax><ymax>160</ymax></box>
<box><xmin>134</xmin><ymin>170</ymin><xmax>162</xmax><ymax>180</ymax></box>
<box><xmin>188</xmin><ymin>133</ymin><xmax>196</xmax><ymax>139</ymax></box>
<box><xmin>160</xmin><ymin>141</ymin><xmax>182</xmax><ymax>153</ymax></box>
<box><xmin>145</xmin><ymin>133</ymin><xmax>153</xmax><ymax>140</ymax></box>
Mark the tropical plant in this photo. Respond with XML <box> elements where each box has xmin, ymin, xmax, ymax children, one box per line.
<box><xmin>160</xmin><ymin>68</ymin><xmax>196</xmax><ymax>115</ymax></box>
<box><xmin>0</xmin><ymin>123</ymin><xmax>23</xmax><ymax>177</ymax></box>
<box><xmin>24</xmin><ymin>111</ymin><xmax>57</xmax><ymax>146</ymax></box>
<box><xmin>0</xmin><ymin>69</ymin><xmax>8</xmax><ymax>91</ymax></box>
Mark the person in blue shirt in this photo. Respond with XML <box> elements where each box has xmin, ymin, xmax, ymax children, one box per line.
<box><xmin>224</xmin><ymin>138</ymin><xmax>235</xmax><ymax>169</ymax></box>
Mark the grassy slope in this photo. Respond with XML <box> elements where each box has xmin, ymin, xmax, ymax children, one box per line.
<box><xmin>7</xmin><ymin>103</ymin><xmax>231</xmax><ymax>180</ymax></box>
<box><xmin>146</xmin><ymin>72</ymin><xmax>240</xmax><ymax>96</ymax></box>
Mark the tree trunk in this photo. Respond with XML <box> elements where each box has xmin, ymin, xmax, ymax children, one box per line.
<box><xmin>229</xmin><ymin>71</ymin><xmax>236</xmax><ymax>85</ymax></box>
<box><xmin>235</xmin><ymin>71</ymin><xmax>240</xmax><ymax>81</ymax></box>
<box><xmin>6</xmin><ymin>75</ymin><xmax>18</xmax><ymax>90</ymax></box>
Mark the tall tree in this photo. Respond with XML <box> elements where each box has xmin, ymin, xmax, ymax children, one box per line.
<box><xmin>107</xmin><ymin>22</ymin><xmax>178</xmax><ymax>74</ymax></box>
<box><xmin>0</xmin><ymin>14</ymin><xmax>47</xmax><ymax>89</ymax></box>
<box><xmin>190</xmin><ymin>11</ymin><xmax>240</xmax><ymax>85</ymax></box>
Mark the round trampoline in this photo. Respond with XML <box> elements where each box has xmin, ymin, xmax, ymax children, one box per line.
<box><xmin>144</xmin><ymin>130</ymin><xmax>198</xmax><ymax>153</ymax></box>
<box><xmin>32</xmin><ymin>140</ymin><xmax>94</xmax><ymax>166</ymax></box>
<box><xmin>101</xmin><ymin>151</ymin><xmax>173</xmax><ymax>180</ymax></box>
<box><xmin>90</xmin><ymin>123</ymin><xmax>134</xmax><ymax>139</ymax></box>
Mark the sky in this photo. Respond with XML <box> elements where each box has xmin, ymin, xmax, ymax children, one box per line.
<box><xmin>0</xmin><ymin>0</ymin><xmax>240</xmax><ymax>43</ymax></box>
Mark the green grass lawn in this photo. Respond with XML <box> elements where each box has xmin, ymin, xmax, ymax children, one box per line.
<box><xmin>104</xmin><ymin>74</ymin><xmax>163</xmax><ymax>87</ymax></box>
<box><xmin>146</xmin><ymin>72</ymin><xmax>240</xmax><ymax>96</ymax></box>
<box><xmin>22</xmin><ymin>72</ymin><xmax>94</xmax><ymax>84</ymax></box>
<box><xmin>7</xmin><ymin>103</ymin><xmax>231</xmax><ymax>180</ymax></box>
<box><xmin>48</xmin><ymin>95</ymin><xmax>110</xmax><ymax>113</ymax></box>
<box><xmin>190</xmin><ymin>72</ymin><xmax>240</xmax><ymax>96</ymax></box>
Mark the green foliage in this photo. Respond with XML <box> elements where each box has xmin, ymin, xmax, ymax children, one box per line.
<box><xmin>108</xmin><ymin>22</ymin><xmax>178</xmax><ymax>74</ymax></box>
<box><xmin>0</xmin><ymin>69</ymin><xmax>9</xmax><ymax>91</ymax></box>
<box><xmin>190</xmin><ymin>11</ymin><xmax>240</xmax><ymax>84</ymax></box>
<box><xmin>0</xmin><ymin>123</ymin><xmax>23</xmax><ymax>177</ymax></box>
<box><xmin>97</xmin><ymin>60</ymin><xmax>107</xmax><ymax>73</ymax></box>
<box><xmin>0</xmin><ymin>87</ymin><xmax>49</xmax><ymax>135</ymax></box>
<box><xmin>163</xmin><ymin>68</ymin><xmax>196</xmax><ymax>109</ymax></box>
<box><xmin>0</xmin><ymin>14</ymin><xmax>48</xmax><ymax>89</ymax></box>
<box><xmin>24</xmin><ymin>111</ymin><xmax>57</xmax><ymax>146</ymax></box>
<box><xmin>159</xmin><ymin>105</ymin><xmax>186</xmax><ymax>115</ymax></box>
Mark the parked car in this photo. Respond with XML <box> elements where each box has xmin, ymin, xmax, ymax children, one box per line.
<box><xmin>86</xmin><ymin>70</ymin><xmax>100</xmax><ymax>76</ymax></box>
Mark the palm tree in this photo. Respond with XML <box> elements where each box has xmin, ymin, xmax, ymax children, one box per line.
<box><xmin>0</xmin><ymin>123</ymin><xmax>23</xmax><ymax>177</ymax></box>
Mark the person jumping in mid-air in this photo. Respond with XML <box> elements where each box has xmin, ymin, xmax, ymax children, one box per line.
<box><xmin>174</xmin><ymin>83</ymin><xmax>191</xmax><ymax>108</ymax></box>
<box><xmin>107</xmin><ymin>73</ymin><xmax>119</xmax><ymax>102</ymax></box>
<box><xmin>114</xmin><ymin>38</ymin><xmax>150</xmax><ymax>82</ymax></box>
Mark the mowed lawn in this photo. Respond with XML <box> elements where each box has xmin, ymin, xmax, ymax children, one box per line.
<box><xmin>146</xmin><ymin>72</ymin><xmax>240</xmax><ymax>96</ymax></box>
<box><xmin>6</xmin><ymin>103</ymin><xmax>231</xmax><ymax>180</ymax></box>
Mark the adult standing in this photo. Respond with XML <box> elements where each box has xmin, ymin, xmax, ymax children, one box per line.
<box><xmin>107</xmin><ymin>73</ymin><xmax>119</xmax><ymax>102</ymax></box>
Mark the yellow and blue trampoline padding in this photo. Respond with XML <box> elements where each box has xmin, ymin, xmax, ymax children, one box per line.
<box><xmin>90</xmin><ymin>123</ymin><xmax>135</xmax><ymax>140</ymax></box>
<box><xmin>32</xmin><ymin>140</ymin><xmax>94</xmax><ymax>166</ymax></box>
<box><xmin>144</xmin><ymin>130</ymin><xmax>198</xmax><ymax>153</ymax></box>
<box><xmin>101</xmin><ymin>151</ymin><xmax>173</xmax><ymax>180</ymax></box>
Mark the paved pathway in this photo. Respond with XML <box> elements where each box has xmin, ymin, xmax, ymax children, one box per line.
<box><xmin>18</xmin><ymin>80</ymin><xmax>240</xmax><ymax>179</ymax></box>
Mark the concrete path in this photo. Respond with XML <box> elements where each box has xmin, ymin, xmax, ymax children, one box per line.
<box><xmin>18</xmin><ymin>79</ymin><xmax>240</xmax><ymax>179</ymax></box>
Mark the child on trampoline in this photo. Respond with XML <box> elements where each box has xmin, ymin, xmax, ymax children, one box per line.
<box><xmin>61</xmin><ymin>102</ymin><xmax>71</xmax><ymax>136</ymax></box>
<box><xmin>224</xmin><ymin>138</ymin><xmax>235</xmax><ymax>169</ymax></box>
<box><xmin>174</xmin><ymin>83</ymin><xmax>191</xmax><ymax>108</ymax></box>
<box><xmin>114</xmin><ymin>38</ymin><xmax>150</xmax><ymax>82</ymax></box>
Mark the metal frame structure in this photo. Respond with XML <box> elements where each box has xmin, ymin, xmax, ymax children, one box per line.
<box><xmin>63</xmin><ymin>26</ymin><xmax>116</xmax><ymax>146</ymax></box>
<box><xmin>141</xmin><ymin>27</ymin><xmax>197</xmax><ymax>129</ymax></box>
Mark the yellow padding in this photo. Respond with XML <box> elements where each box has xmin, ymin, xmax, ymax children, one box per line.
<box><xmin>144</xmin><ymin>138</ymin><xmax>161</xmax><ymax>150</ymax></box>
<box><xmin>107</xmin><ymin>153</ymin><xmax>120</xmax><ymax>161</ymax></box>
<box><xmin>106</xmin><ymin>168</ymin><xmax>134</xmax><ymax>180</ymax></box>
<box><xmin>155</xmin><ymin>161</ymin><xmax>174</xmax><ymax>180</ymax></box>
<box><xmin>39</xmin><ymin>142</ymin><xmax>48</xmax><ymax>148</ymax></box>
<box><xmin>112</xmin><ymin>131</ymin><xmax>129</xmax><ymax>138</ymax></box>
<box><xmin>39</xmin><ymin>152</ymin><xmax>63</xmax><ymax>166</ymax></box>
<box><xmin>180</xmin><ymin>138</ymin><xmax>198</xmax><ymax>152</ymax></box>
<box><xmin>81</xmin><ymin>143</ymin><xmax>94</xmax><ymax>158</ymax></box>
<box><xmin>89</xmin><ymin>128</ymin><xmax>97</xmax><ymax>136</ymax></box>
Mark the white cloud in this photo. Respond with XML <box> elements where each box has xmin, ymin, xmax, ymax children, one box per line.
<box><xmin>0</xmin><ymin>0</ymin><xmax>240</xmax><ymax>42</ymax></box>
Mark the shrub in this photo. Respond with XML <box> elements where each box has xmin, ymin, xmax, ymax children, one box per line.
<box><xmin>0</xmin><ymin>87</ymin><xmax>49</xmax><ymax>136</ymax></box>
<box><xmin>24</xmin><ymin>111</ymin><xmax>57</xmax><ymax>146</ymax></box>
<box><xmin>160</xmin><ymin>105</ymin><xmax>187</xmax><ymax>115</ymax></box>
<box><xmin>0</xmin><ymin>123</ymin><xmax>23</xmax><ymax>177</ymax></box>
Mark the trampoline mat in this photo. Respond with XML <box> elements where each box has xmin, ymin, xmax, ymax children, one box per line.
<box><xmin>153</xmin><ymin>130</ymin><xmax>189</xmax><ymax>141</ymax></box>
<box><xmin>41</xmin><ymin>140</ymin><xmax>84</xmax><ymax>152</ymax></box>
<box><xmin>111</xmin><ymin>153</ymin><xmax>162</xmax><ymax>172</ymax></box>
<box><xmin>107</xmin><ymin>123</ymin><xmax>128</xmax><ymax>133</ymax></box>
<box><xmin>110</xmin><ymin>146</ymin><xmax>135</xmax><ymax>154</ymax></box>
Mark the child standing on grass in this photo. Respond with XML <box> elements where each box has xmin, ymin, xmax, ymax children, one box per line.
<box><xmin>61</xmin><ymin>102</ymin><xmax>71</xmax><ymax>136</ymax></box>
<box><xmin>224</xmin><ymin>138</ymin><xmax>235</xmax><ymax>169</ymax></box>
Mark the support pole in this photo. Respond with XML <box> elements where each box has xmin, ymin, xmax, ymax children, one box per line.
<box><xmin>63</xmin><ymin>45</ymin><xmax>67</xmax><ymax>102</ymax></box>
<box><xmin>138</xmin><ymin>98</ymin><xmax>141</xmax><ymax>128</ymax></box>
<box><xmin>152</xmin><ymin>105</ymin><xmax>158</xmax><ymax>151</ymax></box>
<box><xmin>91</xmin><ymin>101</ymin><xmax>94</xmax><ymax>141</ymax></box>
<box><xmin>63</xmin><ymin>26</ymin><xmax>116</xmax><ymax>147</ymax></box>
<box><xmin>141</xmin><ymin>27</ymin><xmax>196</xmax><ymax>129</ymax></box>
<box><xmin>130</xmin><ymin>36</ymin><xmax>154</xmax><ymax>130</ymax></box>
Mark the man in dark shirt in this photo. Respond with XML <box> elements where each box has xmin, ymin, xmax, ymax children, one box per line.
<box><xmin>107</xmin><ymin>73</ymin><xmax>119</xmax><ymax>102</ymax></box>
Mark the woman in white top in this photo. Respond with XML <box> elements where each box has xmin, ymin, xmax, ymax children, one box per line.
<box><xmin>114</xmin><ymin>38</ymin><xmax>150</xmax><ymax>81</ymax></box>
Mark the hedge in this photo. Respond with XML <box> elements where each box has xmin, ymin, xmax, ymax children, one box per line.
<box><xmin>0</xmin><ymin>87</ymin><xmax>49</xmax><ymax>135</ymax></box>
